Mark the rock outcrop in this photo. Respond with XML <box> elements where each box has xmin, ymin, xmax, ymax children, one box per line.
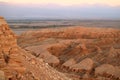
<box><xmin>0</xmin><ymin>16</ymin><xmax>24</xmax><ymax>79</ymax></box>
<box><xmin>62</xmin><ymin>58</ymin><xmax>76</xmax><ymax>69</ymax></box>
<box><xmin>25</xmin><ymin>45</ymin><xmax>60</xmax><ymax>66</ymax></box>
<box><xmin>17</xmin><ymin>18</ymin><xmax>120</xmax><ymax>80</ymax></box>
<box><xmin>0</xmin><ymin>16</ymin><xmax>71</xmax><ymax>80</ymax></box>
<box><xmin>70</xmin><ymin>58</ymin><xmax>94</xmax><ymax>73</ymax></box>
<box><xmin>95</xmin><ymin>64</ymin><xmax>120</xmax><ymax>80</ymax></box>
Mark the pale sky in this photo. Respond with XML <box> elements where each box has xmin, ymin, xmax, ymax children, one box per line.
<box><xmin>0</xmin><ymin>0</ymin><xmax>120</xmax><ymax>6</ymax></box>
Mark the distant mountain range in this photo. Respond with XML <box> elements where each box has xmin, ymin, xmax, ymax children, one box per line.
<box><xmin>0</xmin><ymin>2</ymin><xmax>120</xmax><ymax>20</ymax></box>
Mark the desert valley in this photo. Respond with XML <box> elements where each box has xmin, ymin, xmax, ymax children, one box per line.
<box><xmin>0</xmin><ymin>16</ymin><xmax>120</xmax><ymax>80</ymax></box>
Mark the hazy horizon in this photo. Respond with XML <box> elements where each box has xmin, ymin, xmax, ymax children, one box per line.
<box><xmin>0</xmin><ymin>0</ymin><xmax>120</xmax><ymax>20</ymax></box>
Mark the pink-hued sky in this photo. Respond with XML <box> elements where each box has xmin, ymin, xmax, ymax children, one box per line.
<box><xmin>0</xmin><ymin>0</ymin><xmax>120</xmax><ymax>19</ymax></box>
<box><xmin>0</xmin><ymin>0</ymin><xmax>120</xmax><ymax>6</ymax></box>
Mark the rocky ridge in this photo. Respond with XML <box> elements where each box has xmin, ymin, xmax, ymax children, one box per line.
<box><xmin>18</xmin><ymin>24</ymin><xmax>120</xmax><ymax>80</ymax></box>
<box><xmin>0</xmin><ymin>16</ymin><xmax>71</xmax><ymax>80</ymax></box>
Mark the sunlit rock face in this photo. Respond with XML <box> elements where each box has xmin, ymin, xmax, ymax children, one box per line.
<box><xmin>0</xmin><ymin>16</ymin><xmax>25</xmax><ymax>79</ymax></box>
<box><xmin>0</xmin><ymin>16</ymin><xmax>17</xmax><ymax>53</ymax></box>
<box><xmin>18</xmin><ymin>22</ymin><xmax>120</xmax><ymax>79</ymax></box>
<box><xmin>0</xmin><ymin>17</ymin><xmax>18</xmax><ymax>66</ymax></box>
<box><xmin>0</xmin><ymin>17</ymin><xmax>71</xmax><ymax>80</ymax></box>
<box><xmin>1</xmin><ymin>16</ymin><xmax>119</xmax><ymax>80</ymax></box>
<box><xmin>95</xmin><ymin>64</ymin><xmax>120</xmax><ymax>79</ymax></box>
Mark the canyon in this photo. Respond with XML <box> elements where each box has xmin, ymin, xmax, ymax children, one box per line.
<box><xmin>0</xmin><ymin>16</ymin><xmax>120</xmax><ymax>80</ymax></box>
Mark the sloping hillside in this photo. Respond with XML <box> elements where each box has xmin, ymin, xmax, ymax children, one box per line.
<box><xmin>0</xmin><ymin>16</ymin><xmax>71</xmax><ymax>80</ymax></box>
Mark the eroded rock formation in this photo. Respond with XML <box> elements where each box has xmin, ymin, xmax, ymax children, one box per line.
<box><xmin>95</xmin><ymin>64</ymin><xmax>120</xmax><ymax>79</ymax></box>
<box><xmin>0</xmin><ymin>16</ymin><xmax>71</xmax><ymax>80</ymax></box>
<box><xmin>18</xmin><ymin>24</ymin><xmax>120</xmax><ymax>80</ymax></box>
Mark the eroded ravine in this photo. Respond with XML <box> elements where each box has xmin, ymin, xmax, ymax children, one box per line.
<box><xmin>18</xmin><ymin>25</ymin><xmax>120</xmax><ymax>80</ymax></box>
